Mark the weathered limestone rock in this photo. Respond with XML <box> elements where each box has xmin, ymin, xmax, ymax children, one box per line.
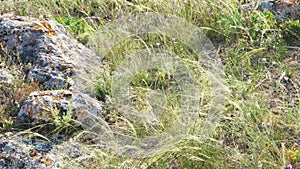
<box><xmin>0</xmin><ymin>14</ymin><xmax>104</xmax><ymax>126</ymax></box>
<box><xmin>0</xmin><ymin>132</ymin><xmax>59</xmax><ymax>169</ymax></box>
<box><xmin>18</xmin><ymin>90</ymin><xmax>104</xmax><ymax>125</ymax></box>
<box><xmin>242</xmin><ymin>0</ymin><xmax>300</xmax><ymax>21</ymax></box>
<box><xmin>0</xmin><ymin>14</ymin><xmax>100</xmax><ymax>90</ymax></box>
<box><xmin>0</xmin><ymin>14</ymin><xmax>71</xmax><ymax>89</ymax></box>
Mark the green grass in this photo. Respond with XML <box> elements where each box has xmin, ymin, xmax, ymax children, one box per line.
<box><xmin>0</xmin><ymin>0</ymin><xmax>299</xmax><ymax>168</ymax></box>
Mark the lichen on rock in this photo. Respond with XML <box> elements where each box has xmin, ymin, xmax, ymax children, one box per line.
<box><xmin>242</xmin><ymin>0</ymin><xmax>300</xmax><ymax>21</ymax></box>
<box><xmin>0</xmin><ymin>14</ymin><xmax>104</xmax><ymax>127</ymax></box>
<box><xmin>0</xmin><ymin>14</ymin><xmax>101</xmax><ymax>91</ymax></box>
<box><xmin>18</xmin><ymin>90</ymin><xmax>104</xmax><ymax>125</ymax></box>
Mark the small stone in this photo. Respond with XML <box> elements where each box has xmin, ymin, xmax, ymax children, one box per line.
<box><xmin>0</xmin><ymin>69</ymin><xmax>14</xmax><ymax>84</ymax></box>
<box><xmin>3</xmin><ymin>144</ymin><xmax>13</xmax><ymax>153</ymax></box>
<box><xmin>0</xmin><ymin>142</ymin><xmax>6</xmax><ymax>149</ymax></box>
<box><xmin>16</xmin><ymin>159</ymin><xmax>25</xmax><ymax>168</ymax></box>
<box><xmin>0</xmin><ymin>159</ymin><xmax>6</xmax><ymax>168</ymax></box>
<box><xmin>23</xmin><ymin>139</ymin><xmax>30</xmax><ymax>145</ymax></box>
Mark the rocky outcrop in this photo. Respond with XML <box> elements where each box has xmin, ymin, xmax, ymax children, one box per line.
<box><xmin>1</xmin><ymin>14</ymin><xmax>72</xmax><ymax>89</ymax></box>
<box><xmin>0</xmin><ymin>132</ymin><xmax>59</xmax><ymax>169</ymax></box>
<box><xmin>0</xmin><ymin>14</ymin><xmax>106</xmax><ymax>168</ymax></box>
<box><xmin>0</xmin><ymin>14</ymin><xmax>104</xmax><ymax>126</ymax></box>
<box><xmin>0</xmin><ymin>14</ymin><xmax>101</xmax><ymax>91</ymax></box>
<box><xmin>242</xmin><ymin>0</ymin><xmax>300</xmax><ymax>21</ymax></box>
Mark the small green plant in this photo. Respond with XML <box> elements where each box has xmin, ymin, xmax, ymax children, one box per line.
<box><xmin>0</xmin><ymin>117</ymin><xmax>14</xmax><ymax>131</ymax></box>
<box><xmin>50</xmin><ymin>106</ymin><xmax>81</xmax><ymax>136</ymax></box>
<box><xmin>288</xmin><ymin>146</ymin><xmax>300</xmax><ymax>162</ymax></box>
<box><xmin>55</xmin><ymin>16</ymin><xmax>95</xmax><ymax>43</ymax></box>
<box><xmin>95</xmin><ymin>64</ymin><xmax>112</xmax><ymax>101</ymax></box>
<box><xmin>282</xmin><ymin>19</ymin><xmax>300</xmax><ymax>46</ymax></box>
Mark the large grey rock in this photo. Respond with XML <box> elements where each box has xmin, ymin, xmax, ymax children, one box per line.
<box><xmin>0</xmin><ymin>14</ymin><xmax>107</xmax><ymax>167</ymax></box>
<box><xmin>0</xmin><ymin>14</ymin><xmax>101</xmax><ymax>90</ymax></box>
<box><xmin>0</xmin><ymin>14</ymin><xmax>105</xmax><ymax>126</ymax></box>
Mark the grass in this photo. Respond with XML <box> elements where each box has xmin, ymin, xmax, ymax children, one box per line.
<box><xmin>0</xmin><ymin>0</ymin><xmax>300</xmax><ymax>168</ymax></box>
<box><xmin>0</xmin><ymin>46</ymin><xmax>39</xmax><ymax>131</ymax></box>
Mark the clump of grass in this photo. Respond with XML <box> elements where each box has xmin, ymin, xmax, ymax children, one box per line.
<box><xmin>55</xmin><ymin>16</ymin><xmax>95</xmax><ymax>43</ymax></box>
<box><xmin>0</xmin><ymin>47</ymin><xmax>39</xmax><ymax>131</ymax></box>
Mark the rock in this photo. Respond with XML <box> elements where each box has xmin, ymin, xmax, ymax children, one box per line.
<box><xmin>0</xmin><ymin>14</ymin><xmax>108</xmax><ymax>168</ymax></box>
<box><xmin>46</xmin><ymin>138</ymin><xmax>102</xmax><ymax>168</ymax></box>
<box><xmin>0</xmin><ymin>132</ymin><xmax>61</xmax><ymax>169</ymax></box>
<box><xmin>242</xmin><ymin>0</ymin><xmax>300</xmax><ymax>21</ymax></box>
<box><xmin>0</xmin><ymin>14</ymin><xmax>72</xmax><ymax>89</ymax></box>
<box><xmin>0</xmin><ymin>69</ymin><xmax>14</xmax><ymax>84</ymax></box>
<box><xmin>0</xmin><ymin>134</ymin><xmax>103</xmax><ymax>169</ymax></box>
<box><xmin>0</xmin><ymin>14</ymin><xmax>101</xmax><ymax>90</ymax></box>
<box><xmin>0</xmin><ymin>14</ymin><xmax>106</xmax><ymax>127</ymax></box>
<box><xmin>18</xmin><ymin>90</ymin><xmax>104</xmax><ymax>125</ymax></box>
